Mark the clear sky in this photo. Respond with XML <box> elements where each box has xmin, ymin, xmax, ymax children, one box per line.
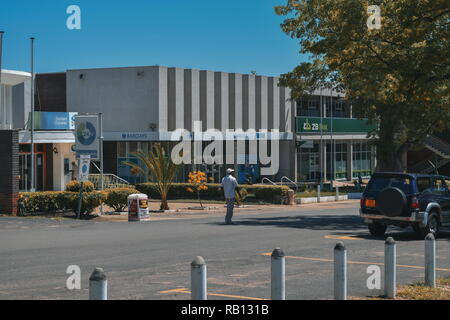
<box><xmin>0</xmin><ymin>0</ymin><xmax>307</xmax><ymax>76</ymax></box>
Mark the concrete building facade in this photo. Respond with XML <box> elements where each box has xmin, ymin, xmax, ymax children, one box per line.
<box><xmin>66</xmin><ymin>66</ymin><xmax>296</xmax><ymax>184</ymax></box>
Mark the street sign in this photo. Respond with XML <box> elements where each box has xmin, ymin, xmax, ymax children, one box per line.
<box><xmin>78</xmin><ymin>155</ymin><xmax>91</xmax><ymax>182</ymax></box>
<box><xmin>75</xmin><ymin>115</ymin><xmax>99</xmax><ymax>159</ymax></box>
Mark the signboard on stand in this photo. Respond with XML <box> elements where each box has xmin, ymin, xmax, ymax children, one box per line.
<box><xmin>74</xmin><ymin>115</ymin><xmax>99</xmax><ymax>160</ymax></box>
<box><xmin>78</xmin><ymin>155</ymin><xmax>91</xmax><ymax>182</ymax></box>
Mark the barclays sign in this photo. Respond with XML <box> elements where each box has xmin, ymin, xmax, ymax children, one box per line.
<box><xmin>121</xmin><ymin>133</ymin><xmax>149</xmax><ymax>140</ymax></box>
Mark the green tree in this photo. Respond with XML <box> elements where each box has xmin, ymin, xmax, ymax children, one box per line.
<box><xmin>122</xmin><ymin>143</ymin><xmax>179</xmax><ymax>210</ymax></box>
<box><xmin>275</xmin><ymin>0</ymin><xmax>450</xmax><ymax>171</ymax></box>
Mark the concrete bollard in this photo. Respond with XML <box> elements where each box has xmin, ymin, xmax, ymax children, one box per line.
<box><xmin>425</xmin><ymin>233</ymin><xmax>436</xmax><ymax>288</ymax></box>
<box><xmin>317</xmin><ymin>185</ymin><xmax>321</xmax><ymax>203</ymax></box>
<box><xmin>89</xmin><ymin>268</ymin><xmax>107</xmax><ymax>300</ymax></box>
<box><xmin>384</xmin><ymin>237</ymin><xmax>396</xmax><ymax>298</ymax></box>
<box><xmin>335</xmin><ymin>186</ymin><xmax>339</xmax><ymax>201</ymax></box>
<box><xmin>334</xmin><ymin>242</ymin><xmax>347</xmax><ymax>300</ymax></box>
<box><xmin>191</xmin><ymin>256</ymin><xmax>207</xmax><ymax>300</ymax></box>
<box><xmin>271</xmin><ymin>248</ymin><xmax>286</xmax><ymax>300</ymax></box>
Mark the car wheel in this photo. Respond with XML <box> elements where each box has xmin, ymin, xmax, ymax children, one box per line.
<box><xmin>413</xmin><ymin>212</ymin><xmax>440</xmax><ymax>238</ymax></box>
<box><xmin>368</xmin><ymin>222</ymin><xmax>387</xmax><ymax>237</ymax></box>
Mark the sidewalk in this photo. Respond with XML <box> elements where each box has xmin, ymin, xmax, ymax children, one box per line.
<box><xmin>93</xmin><ymin>199</ymin><xmax>359</xmax><ymax>222</ymax></box>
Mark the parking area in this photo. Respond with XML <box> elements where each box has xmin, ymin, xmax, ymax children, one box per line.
<box><xmin>0</xmin><ymin>200</ymin><xmax>448</xmax><ymax>300</ymax></box>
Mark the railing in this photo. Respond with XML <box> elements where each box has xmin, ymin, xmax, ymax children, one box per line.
<box><xmin>261</xmin><ymin>177</ymin><xmax>277</xmax><ymax>186</ymax></box>
<box><xmin>88</xmin><ymin>174</ymin><xmax>130</xmax><ymax>190</ymax></box>
<box><xmin>88</xmin><ymin>161</ymin><xmax>131</xmax><ymax>189</ymax></box>
<box><xmin>424</xmin><ymin>135</ymin><xmax>450</xmax><ymax>158</ymax></box>
<box><xmin>281</xmin><ymin>176</ymin><xmax>298</xmax><ymax>193</ymax></box>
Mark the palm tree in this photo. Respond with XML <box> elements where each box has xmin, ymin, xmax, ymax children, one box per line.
<box><xmin>122</xmin><ymin>143</ymin><xmax>179</xmax><ymax>210</ymax></box>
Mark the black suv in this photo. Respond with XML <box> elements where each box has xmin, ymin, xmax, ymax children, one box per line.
<box><xmin>360</xmin><ymin>172</ymin><xmax>450</xmax><ymax>238</ymax></box>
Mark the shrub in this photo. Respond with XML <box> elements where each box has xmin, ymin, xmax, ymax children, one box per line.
<box><xmin>18</xmin><ymin>190</ymin><xmax>106</xmax><ymax>216</ymax></box>
<box><xmin>135</xmin><ymin>182</ymin><xmax>289</xmax><ymax>204</ymax></box>
<box><xmin>65</xmin><ymin>180</ymin><xmax>95</xmax><ymax>192</ymax></box>
<box><xmin>104</xmin><ymin>188</ymin><xmax>140</xmax><ymax>212</ymax></box>
<box><xmin>18</xmin><ymin>192</ymin><xmax>64</xmax><ymax>215</ymax></box>
<box><xmin>56</xmin><ymin>191</ymin><xmax>106</xmax><ymax>215</ymax></box>
<box><xmin>245</xmin><ymin>185</ymin><xmax>290</xmax><ymax>203</ymax></box>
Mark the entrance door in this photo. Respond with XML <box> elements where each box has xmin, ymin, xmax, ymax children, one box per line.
<box><xmin>19</xmin><ymin>153</ymin><xmax>45</xmax><ymax>191</ymax></box>
<box><xmin>19</xmin><ymin>154</ymin><xmax>31</xmax><ymax>191</ymax></box>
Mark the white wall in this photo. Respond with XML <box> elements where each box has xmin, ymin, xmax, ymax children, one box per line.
<box><xmin>52</xmin><ymin>143</ymin><xmax>76</xmax><ymax>191</ymax></box>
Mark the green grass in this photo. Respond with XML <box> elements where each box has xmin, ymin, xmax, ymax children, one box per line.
<box><xmin>351</xmin><ymin>278</ymin><xmax>450</xmax><ymax>300</ymax></box>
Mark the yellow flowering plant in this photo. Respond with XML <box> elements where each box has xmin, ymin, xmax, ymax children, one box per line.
<box><xmin>187</xmin><ymin>171</ymin><xmax>208</xmax><ymax>208</ymax></box>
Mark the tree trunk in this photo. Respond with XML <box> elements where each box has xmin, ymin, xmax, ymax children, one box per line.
<box><xmin>198</xmin><ymin>191</ymin><xmax>203</xmax><ymax>209</ymax></box>
<box><xmin>375</xmin><ymin>144</ymin><xmax>408</xmax><ymax>172</ymax></box>
<box><xmin>160</xmin><ymin>193</ymin><xmax>169</xmax><ymax>211</ymax></box>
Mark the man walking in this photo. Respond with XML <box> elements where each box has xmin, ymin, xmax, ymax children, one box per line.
<box><xmin>221</xmin><ymin>168</ymin><xmax>240</xmax><ymax>225</ymax></box>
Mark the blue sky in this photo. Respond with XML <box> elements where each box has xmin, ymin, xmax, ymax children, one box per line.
<box><xmin>0</xmin><ymin>0</ymin><xmax>307</xmax><ymax>76</ymax></box>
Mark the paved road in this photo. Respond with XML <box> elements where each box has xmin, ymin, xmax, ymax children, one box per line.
<box><xmin>0</xmin><ymin>201</ymin><xmax>449</xmax><ymax>300</ymax></box>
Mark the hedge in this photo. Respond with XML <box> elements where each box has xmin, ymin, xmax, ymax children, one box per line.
<box><xmin>135</xmin><ymin>183</ymin><xmax>290</xmax><ymax>203</ymax></box>
<box><xmin>18</xmin><ymin>191</ymin><xmax>106</xmax><ymax>216</ymax></box>
<box><xmin>66</xmin><ymin>180</ymin><xmax>95</xmax><ymax>192</ymax></box>
<box><xmin>104</xmin><ymin>187</ymin><xmax>140</xmax><ymax>212</ymax></box>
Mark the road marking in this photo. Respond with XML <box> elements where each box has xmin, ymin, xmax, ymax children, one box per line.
<box><xmin>324</xmin><ymin>235</ymin><xmax>364</xmax><ymax>241</ymax></box>
<box><xmin>261</xmin><ymin>253</ymin><xmax>450</xmax><ymax>272</ymax></box>
<box><xmin>158</xmin><ymin>288</ymin><xmax>190</xmax><ymax>294</ymax></box>
<box><xmin>158</xmin><ymin>288</ymin><xmax>268</xmax><ymax>300</ymax></box>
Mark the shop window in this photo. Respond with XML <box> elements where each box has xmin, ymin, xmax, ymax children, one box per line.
<box><xmin>352</xmin><ymin>141</ymin><xmax>372</xmax><ymax>178</ymax></box>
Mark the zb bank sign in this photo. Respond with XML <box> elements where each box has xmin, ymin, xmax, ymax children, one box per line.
<box><xmin>301</xmin><ymin>118</ymin><xmax>329</xmax><ymax>132</ymax></box>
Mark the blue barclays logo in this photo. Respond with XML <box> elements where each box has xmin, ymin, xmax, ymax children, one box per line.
<box><xmin>121</xmin><ymin>133</ymin><xmax>148</xmax><ymax>140</ymax></box>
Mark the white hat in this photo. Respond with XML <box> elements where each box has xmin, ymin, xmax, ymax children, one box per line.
<box><xmin>226</xmin><ymin>168</ymin><xmax>234</xmax><ymax>174</ymax></box>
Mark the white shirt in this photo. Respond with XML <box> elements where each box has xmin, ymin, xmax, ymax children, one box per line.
<box><xmin>221</xmin><ymin>174</ymin><xmax>238</xmax><ymax>199</ymax></box>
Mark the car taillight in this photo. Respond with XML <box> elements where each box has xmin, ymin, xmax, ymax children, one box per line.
<box><xmin>410</xmin><ymin>197</ymin><xmax>419</xmax><ymax>209</ymax></box>
<box><xmin>360</xmin><ymin>198</ymin><xmax>365</xmax><ymax>207</ymax></box>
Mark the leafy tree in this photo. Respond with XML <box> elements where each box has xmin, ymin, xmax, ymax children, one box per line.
<box><xmin>186</xmin><ymin>171</ymin><xmax>208</xmax><ymax>209</ymax></box>
<box><xmin>275</xmin><ymin>0</ymin><xmax>450</xmax><ymax>171</ymax></box>
<box><xmin>122</xmin><ymin>143</ymin><xmax>179</xmax><ymax>210</ymax></box>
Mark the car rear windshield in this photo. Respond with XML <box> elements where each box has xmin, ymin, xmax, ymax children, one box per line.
<box><xmin>366</xmin><ymin>176</ymin><xmax>412</xmax><ymax>194</ymax></box>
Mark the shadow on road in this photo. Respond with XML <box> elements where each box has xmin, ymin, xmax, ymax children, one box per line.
<box><xmin>208</xmin><ymin>214</ymin><xmax>450</xmax><ymax>241</ymax></box>
<box><xmin>209</xmin><ymin>214</ymin><xmax>366</xmax><ymax>231</ymax></box>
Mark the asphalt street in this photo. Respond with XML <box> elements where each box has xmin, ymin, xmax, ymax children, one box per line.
<box><xmin>0</xmin><ymin>201</ymin><xmax>449</xmax><ymax>300</ymax></box>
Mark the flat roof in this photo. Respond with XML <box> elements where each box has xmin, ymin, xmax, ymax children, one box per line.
<box><xmin>1</xmin><ymin>69</ymin><xmax>31</xmax><ymax>85</ymax></box>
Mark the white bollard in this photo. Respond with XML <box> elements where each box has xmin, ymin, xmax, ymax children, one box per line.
<box><xmin>334</xmin><ymin>242</ymin><xmax>347</xmax><ymax>300</ymax></box>
<box><xmin>384</xmin><ymin>237</ymin><xmax>396</xmax><ymax>298</ymax></box>
<box><xmin>335</xmin><ymin>186</ymin><xmax>339</xmax><ymax>201</ymax></box>
<box><xmin>425</xmin><ymin>233</ymin><xmax>436</xmax><ymax>288</ymax></box>
<box><xmin>271</xmin><ymin>248</ymin><xmax>286</xmax><ymax>300</ymax></box>
<box><xmin>191</xmin><ymin>256</ymin><xmax>207</xmax><ymax>300</ymax></box>
<box><xmin>317</xmin><ymin>185</ymin><xmax>321</xmax><ymax>203</ymax></box>
<box><xmin>89</xmin><ymin>268</ymin><xmax>107</xmax><ymax>300</ymax></box>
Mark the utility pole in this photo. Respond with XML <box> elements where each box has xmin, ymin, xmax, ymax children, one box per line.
<box><xmin>319</xmin><ymin>86</ymin><xmax>323</xmax><ymax>190</ymax></box>
<box><xmin>30</xmin><ymin>37</ymin><xmax>36</xmax><ymax>192</ymax></box>
<box><xmin>330</xmin><ymin>86</ymin><xmax>334</xmax><ymax>188</ymax></box>
<box><xmin>0</xmin><ymin>31</ymin><xmax>4</xmax><ymax>130</ymax></box>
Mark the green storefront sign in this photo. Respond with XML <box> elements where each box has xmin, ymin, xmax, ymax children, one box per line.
<box><xmin>296</xmin><ymin>117</ymin><xmax>376</xmax><ymax>134</ymax></box>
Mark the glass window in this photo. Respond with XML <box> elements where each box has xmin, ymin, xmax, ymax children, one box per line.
<box><xmin>129</xmin><ymin>142</ymin><xmax>138</xmax><ymax>154</ymax></box>
<box><xmin>117</xmin><ymin>142</ymin><xmax>127</xmax><ymax>157</ymax></box>
<box><xmin>417</xmin><ymin>177</ymin><xmax>431</xmax><ymax>193</ymax></box>
<box><xmin>19</xmin><ymin>144</ymin><xmax>31</xmax><ymax>153</ymax></box>
<box><xmin>352</xmin><ymin>141</ymin><xmax>372</xmax><ymax>178</ymax></box>
<box><xmin>367</xmin><ymin>176</ymin><xmax>412</xmax><ymax>194</ymax></box>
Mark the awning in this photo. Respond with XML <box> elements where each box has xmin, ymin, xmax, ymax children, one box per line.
<box><xmin>19</xmin><ymin>131</ymin><xmax>75</xmax><ymax>144</ymax></box>
<box><xmin>1</xmin><ymin>69</ymin><xmax>31</xmax><ymax>85</ymax></box>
